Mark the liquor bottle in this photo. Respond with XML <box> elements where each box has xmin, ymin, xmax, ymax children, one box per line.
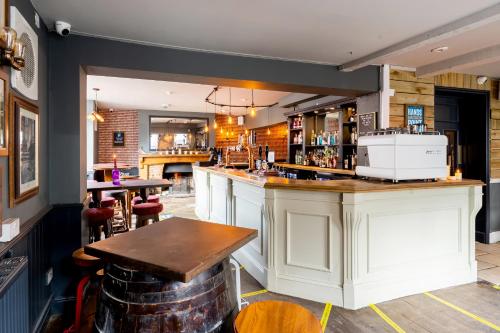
<box><xmin>112</xmin><ymin>155</ymin><xmax>120</xmax><ymax>185</ymax></box>
<box><xmin>311</xmin><ymin>130</ymin><xmax>316</xmax><ymax>145</ymax></box>
<box><xmin>293</xmin><ymin>134</ymin><xmax>298</xmax><ymax>144</ymax></box>
<box><xmin>327</xmin><ymin>132</ymin><xmax>331</xmax><ymax>146</ymax></box>
<box><xmin>258</xmin><ymin>144</ymin><xmax>263</xmax><ymax>160</ymax></box>
<box><xmin>298</xmin><ymin>132</ymin><xmax>303</xmax><ymax>144</ymax></box>
<box><xmin>265</xmin><ymin>144</ymin><xmax>269</xmax><ymax>161</ymax></box>
<box><xmin>317</xmin><ymin>131</ymin><xmax>323</xmax><ymax>145</ymax></box>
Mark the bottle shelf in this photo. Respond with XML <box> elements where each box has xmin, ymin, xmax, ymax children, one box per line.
<box><xmin>343</xmin><ymin>122</ymin><xmax>357</xmax><ymax>126</ymax></box>
<box><xmin>289</xmin><ymin>127</ymin><xmax>303</xmax><ymax>131</ymax></box>
<box><xmin>305</xmin><ymin>144</ymin><xmax>339</xmax><ymax>147</ymax></box>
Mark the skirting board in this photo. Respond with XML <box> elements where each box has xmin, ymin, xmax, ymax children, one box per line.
<box><xmin>490</xmin><ymin>231</ymin><xmax>500</xmax><ymax>244</ymax></box>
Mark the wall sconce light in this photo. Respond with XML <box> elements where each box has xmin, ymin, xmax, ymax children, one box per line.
<box><xmin>0</xmin><ymin>27</ymin><xmax>25</xmax><ymax>70</ymax></box>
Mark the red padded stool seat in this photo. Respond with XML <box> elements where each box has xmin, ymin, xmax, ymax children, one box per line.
<box><xmin>132</xmin><ymin>203</ymin><xmax>163</xmax><ymax>215</ymax></box>
<box><xmin>100</xmin><ymin>197</ymin><xmax>116</xmax><ymax>208</ymax></box>
<box><xmin>147</xmin><ymin>195</ymin><xmax>160</xmax><ymax>203</ymax></box>
<box><xmin>84</xmin><ymin>207</ymin><xmax>114</xmax><ymax>242</ymax></box>
<box><xmin>131</xmin><ymin>196</ymin><xmax>143</xmax><ymax>205</ymax></box>
<box><xmin>132</xmin><ymin>203</ymin><xmax>163</xmax><ymax>228</ymax></box>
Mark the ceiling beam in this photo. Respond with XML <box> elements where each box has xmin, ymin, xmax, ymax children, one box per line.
<box><xmin>416</xmin><ymin>44</ymin><xmax>500</xmax><ymax>77</ymax></box>
<box><xmin>338</xmin><ymin>3</ymin><xmax>500</xmax><ymax>72</ymax></box>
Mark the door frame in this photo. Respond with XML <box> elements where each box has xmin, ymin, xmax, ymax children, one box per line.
<box><xmin>435</xmin><ymin>86</ymin><xmax>490</xmax><ymax>243</ymax></box>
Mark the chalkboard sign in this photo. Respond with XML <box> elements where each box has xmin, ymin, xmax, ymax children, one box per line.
<box><xmin>358</xmin><ymin>112</ymin><xmax>377</xmax><ymax>135</ymax></box>
<box><xmin>406</xmin><ymin>105</ymin><xmax>425</xmax><ymax>126</ymax></box>
<box><xmin>113</xmin><ymin>131</ymin><xmax>125</xmax><ymax>146</ymax></box>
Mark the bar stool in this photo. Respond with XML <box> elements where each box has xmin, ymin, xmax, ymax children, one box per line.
<box><xmin>132</xmin><ymin>202</ymin><xmax>163</xmax><ymax>228</ymax></box>
<box><xmin>234</xmin><ymin>300</ymin><xmax>322</xmax><ymax>333</ymax></box>
<box><xmin>100</xmin><ymin>196</ymin><xmax>116</xmax><ymax>208</ymax></box>
<box><xmin>84</xmin><ymin>207</ymin><xmax>114</xmax><ymax>243</ymax></box>
<box><xmin>64</xmin><ymin>248</ymin><xmax>104</xmax><ymax>333</ymax></box>
<box><xmin>147</xmin><ymin>194</ymin><xmax>160</xmax><ymax>203</ymax></box>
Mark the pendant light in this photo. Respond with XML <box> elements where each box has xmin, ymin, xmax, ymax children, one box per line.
<box><xmin>88</xmin><ymin>88</ymin><xmax>104</xmax><ymax>122</ymax></box>
<box><xmin>266</xmin><ymin>105</ymin><xmax>271</xmax><ymax>135</ymax></box>
<box><xmin>204</xmin><ymin>102</ymin><xmax>209</xmax><ymax>132</ymax></box>
<box><xmin>213</xmin><ymin>89</ymin><xmax>218</xmax><ymax>129</ymax></box>
<box><xmin>227</xmin><ymin>88</ymin><xmax>233</xmax><ymax>124</ymax></box>
<box><xmin>250</xmin><ymin>89</ymin><xmax>256</xmax><ymax>117</ymax></box>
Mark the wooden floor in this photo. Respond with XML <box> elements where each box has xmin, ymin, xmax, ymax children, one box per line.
<box><xmin>240</xmin><ymin>268</ymin><xmax>500</xmax><ymax>332</ymax></box>
<box><xmin>44</xmin><ymin>194</ymin><xmax>500</xmax><ymax>333</ymax></box>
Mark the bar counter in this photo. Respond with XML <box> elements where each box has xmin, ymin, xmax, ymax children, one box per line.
<box><xmin>138</xmin><ymin>152</ymin><xmax>211</xmax><ymax>179</ymax></box>
<box><xmin>193</xmin><ymin>166</ymin><xmax>483</xmax><ymax>309</ymax></box>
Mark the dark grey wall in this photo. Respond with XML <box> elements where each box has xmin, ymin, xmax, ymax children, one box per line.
<box><xmin>139</xmin><ymin>110</ymin><xmax>215</xmax><ymax>153</ymax></box>
<box><xmin>48</xmin><ymin>34</ymin><xmax>379</xmax><ymax>204</ymax></box>
<box><xmin>3</xmin><ymin>0</ymin><xmax>49</xmax><ymax>223</ymax></box>
<box><xmin>490</xmin><ymin>183</ymin><xmax>500</xmax><ymax>234</ymax></box>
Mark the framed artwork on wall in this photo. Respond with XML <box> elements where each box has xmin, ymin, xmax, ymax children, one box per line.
<box><xmin>113</xmin><ymin>131</ymin><xmax>125</xmax><ymax>146</ymax></box>
<box><xmin>0</xmin><ymin>0</ymin><xmax>8</xmax><ymax>27</ymax></box>
<box><xmin>9</xmin><ymin>95</ymin><xmax>38</xmax><ymax>207</ymax></box>
<box><xmin>0</xmin><ymin>69</ymin><xmax>9</xmax><ymax>156</ymax></box>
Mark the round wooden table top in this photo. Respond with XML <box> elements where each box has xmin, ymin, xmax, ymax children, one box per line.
<box><xmin>234</xmin><ymin>300</ymin><xmax>322</xmax><ymax>333</ymax></box>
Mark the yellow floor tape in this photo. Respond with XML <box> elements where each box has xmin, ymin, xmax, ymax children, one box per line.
<box><xmin>369</xmin><ymin>304</ymin><xmax>406</xmax><ymax>333</ymax></box>
<box><xmin>493</xmin><ymin>285</ymin><xmax>500</xmax><ymax>291</ymax></box>
<box><xmin>424</xmin><ymin>292</ymin><xmax>500</xmax><ymax>331</ymax></box>
<box><xmin>320</xmin><ymin>303</ymin><xmax>332</xmax><ymax>332</ymax></box>
<box><xmin>241</xmin><ymin>289</ymin><xmax>268</xmax><ymax>298</ymax></box>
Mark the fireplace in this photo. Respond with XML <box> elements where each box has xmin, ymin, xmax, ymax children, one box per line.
<box><xmin>162</xmin><ymin>163</ymin><xmax>193</xmax><ymax>194</ymax></box>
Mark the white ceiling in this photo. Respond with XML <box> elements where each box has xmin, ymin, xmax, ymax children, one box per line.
<box><xmin>86</xmin><ymin>75</ymin><xmax>289</xmax><ymax>114</ymax></box>
<box><xmin>33</xmin><ymin>1</ymin><xmax>497</xmax><ymax>62</ymax></box>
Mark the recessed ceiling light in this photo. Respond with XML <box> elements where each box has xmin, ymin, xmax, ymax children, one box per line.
<box><xmin>431</xmin><ymin>46</ymin><xmax>449</xmax><ymax>53</ymax></box>
<box><xmin>162</xmin><ymin>103</ymin><xmax>171</xmax><ymax>109</ymax></box>
<box><xmin>165</xmin><ymin>91</ymin><xmax>173</xmax><ymax>95</ymax></box>
<box><xmin>241</xmin><ymin>98</ymin><xmax>247</xmax><ymax>102</ymax></box>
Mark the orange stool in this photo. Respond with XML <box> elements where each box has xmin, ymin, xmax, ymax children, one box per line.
<box><xmin>234</xmin><ymin>300</ymin><xmax>322</xmax><ymax>333</ymax></box>
<box><xmin>132</xmin><ymin>202</ymin><xmax>163</xmax><ymax>228</ymax></box>
<box><xmin>64</xmin><ymin>248</ymin><xmax>103</xmax><ymax>333</ymax></box>
<box><xmin>84</xmin><ymin>207</ymin><xmax>114</xmax><ymax>243</ymax></box>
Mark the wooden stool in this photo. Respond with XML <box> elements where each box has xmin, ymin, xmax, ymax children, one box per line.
<box><xmin>64</xmin><ymin>248</ymin><xmax>104</xmax><ymax>333</ymax></box>
<box><xmin>234</xmin><ymin>300</ymin><xmax>322</xmax><ymax>333</ymax></box>
<box><xmin>132</xmin><ymin>202</ymin><xmax>163</xmax><ymax>228</ymax></box>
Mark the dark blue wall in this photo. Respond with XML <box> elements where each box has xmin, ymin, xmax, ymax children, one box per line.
<box><xmin>48</xmin><ymin>34</ymin><xmax>380</xmax><ymax>204</ymax></box>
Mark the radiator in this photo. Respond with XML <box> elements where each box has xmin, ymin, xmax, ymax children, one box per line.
<box><xmin>0</xmin><ymin>257</ymin><xmax>29</xmax><ymax>333</ymax></box>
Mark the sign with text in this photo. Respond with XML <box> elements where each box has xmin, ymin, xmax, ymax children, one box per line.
<box><xmin>358</xmin><ymin>112</ymin><xmax>377</xmax><ymax>135</ymax></box>
<box><xmin>406</xmin><ymin>105</ymin><xmax>425</xmax><ymax>126</ymax></box>
<box><xmin>113</xmin><ymin>131</ymin><xmax>125</xmax><ymax>147</ymax></box>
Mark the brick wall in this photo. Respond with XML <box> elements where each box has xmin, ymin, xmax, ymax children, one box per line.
<box><xmin>97</xmin><ymin>109</ymin><xmax>139</xmax><ymax>167</ymax></box>
<box><xmin>214</xmin><ymin>114</ymin><xmax>288</xmax><ymax>162</ymax></box>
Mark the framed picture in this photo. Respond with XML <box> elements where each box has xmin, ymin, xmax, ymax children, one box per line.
<box><xmin>405</xmin><ymin>105</ymin><xmax>425</xmax><ymax>126</ymax></box>
<box><xmin>113</xmin><ymin>131</ymin><xmax>125</xmax><ymax>146</ymax></box>
<box><xmin>358</xmin><ymin>112</ymin><xmax>377</xmax><ymax>135</ymax></box>
<box><xmin>9</xmin><ymin>95</ymin><xmax>38</xmax><ymax>207</ymax></box>
<box><xmin>0</xmin><ymin>0</ymin><xmax>8</xmax><ymax>27</ymax></box>
<box><xmin>0</xmin><ymin>69</ymin><xmax>9</xmax><ymax>156</ymax></box>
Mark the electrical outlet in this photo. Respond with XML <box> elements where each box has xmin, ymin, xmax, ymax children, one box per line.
<box><xmin>45</xmin><ymin>267</ymin><xmax>53</xmax><ymax>286</ymax></box>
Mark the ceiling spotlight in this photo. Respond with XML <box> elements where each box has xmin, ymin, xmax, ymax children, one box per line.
<box><xmin>165</xmin><ymin>91</ymin><xmax>173</xmax><ymax>95</ymax></box>
<box><xmin>477</xmin><ymin>76</ymin><xmax>488</xmax><ymax>85</ymax></box>
<box><xmin>431</xmin><ymin>46</ymin><xmax>449</xmax><ymax>53</ymax></box>
<box><xmin>162</xmin><ymin>103</ymin><xmax>171</xmax><ymax>109</ymax></box>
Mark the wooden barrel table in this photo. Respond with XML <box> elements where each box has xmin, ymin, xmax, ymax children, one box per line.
<box><xmin>95</xmin><ymin>259</ymin><xmax>237</xmax><ymax>333</ymax></box>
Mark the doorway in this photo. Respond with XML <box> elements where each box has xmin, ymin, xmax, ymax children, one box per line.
<box><xmin>435</xmin><ymin>87</ymin><xmax>490</xmax><ymax>243</ymax></box>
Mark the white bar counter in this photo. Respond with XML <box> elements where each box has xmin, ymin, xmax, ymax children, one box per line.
<box><xmin>193</xmin><ymin>166</ymin><xmax>483</xmax><ymax>309</ymax></box>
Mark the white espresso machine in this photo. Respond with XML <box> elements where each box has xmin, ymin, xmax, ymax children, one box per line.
<box><xmin>356</xmin><ymin>130</ymin><xmax>448</xmax><ymax>181</ymax></box>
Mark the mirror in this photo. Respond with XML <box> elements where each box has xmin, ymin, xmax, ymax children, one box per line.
<box><xmin>149</xmin><ymin>116</ymin><xmax>208</xmax><ymax>151</ymax></box>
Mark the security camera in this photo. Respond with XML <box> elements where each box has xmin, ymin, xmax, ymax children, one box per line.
<box><xmin>55</xmin><ymin>21</ymin><xmax>71</xmax><ymax>36</ymax></box>
<box><xmin>477</xmin><ymin>76</ymin><xmax>488</xmax><ymax>85</ymax></box>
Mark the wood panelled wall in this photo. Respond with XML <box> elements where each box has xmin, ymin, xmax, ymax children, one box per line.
<box><xmin>214</xmin><ymin>114</ymin><xmax>288</xmax><ymax>162</ymax></box>
<box><xmin>390</xmin><ymin>69</ymin><xmax>500</xmax><ymax>178</ymax></box>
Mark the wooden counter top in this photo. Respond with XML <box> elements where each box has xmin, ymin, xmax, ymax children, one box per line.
<box><xmin>194</xmin><ymin>166</ymin><xmax>483</xmax><ymax>193</ymax></box>
<box><xmin>84</xmin><ymin>217</ymin><xmax>257</xmax><ymax>282</ymax></box>
<box><xmin>139</xmin><ymin>153</ymin><xmax>210</xmax><ymax>166</ymax></box>
<box><xmin>274</xmin><ymin>162</ymin><xmax>355</xmax><ymax>176</ymax></box>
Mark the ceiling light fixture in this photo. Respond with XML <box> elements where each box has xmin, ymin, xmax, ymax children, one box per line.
<box><xmin>250</xmin><ymin>89</ymin><xmax>256</xmax><ymax>117</ymax></box>
<box><xmin>88</xmin><ymin>88</ymin><xmax>104</xmax><ymax>122</ymax></box>
<box><xmin>431</xmin><ymin>46</ymin><xmax>449</xmax><ymax>53</ymax></box>
<box><xmin>227</xmin><ymin>88</ymin><xmax>233</xmax><ymax>125</ymax></box>
<box><xmin>205</xmin><ymin>86</ymin><xmax>276</xmax><ymax>114</ymax></box>
<box><xmin>165</xmin><ymin>90</ymin><xmax>172</xmax><ymax>95</ymax></box>
<box><xmin>213</xmin><ymin>89</ymin><xmax>218</xmax><ymax>130</ymax></box>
